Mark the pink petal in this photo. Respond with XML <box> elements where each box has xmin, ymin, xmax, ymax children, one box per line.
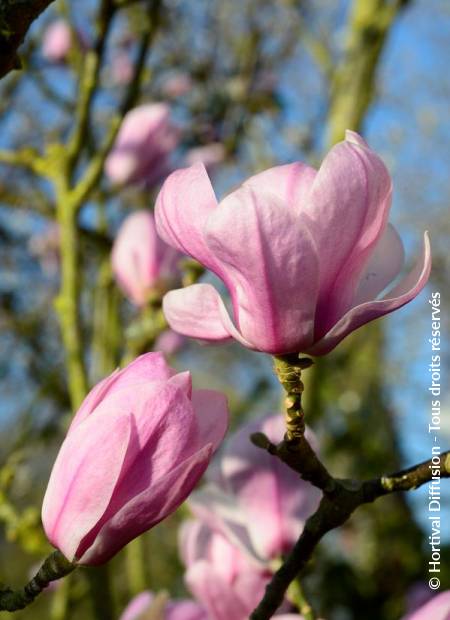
<box><xmin>243</xmin><ymin>162</ymin><xmax>317</xmax><ymax>210</ymax></box>
<box><xmin>345</xmin><ymin>130</ymin><xmax>369</xmax><ymax>148</ymax></box>
<box><xmin>69</xmin><ymin>369</ymin><xmax>120</xmax><ymax>430</ymax></box>
<box><xmin>42</xmin><ymin>411</ymin><xmax>131</xmax><ymax>562</ymax></box>
<box><xmin>119</xmin><ymin>591</ymin><xmax>154</xmax><ymax>620</ymax></box>
<box><xmin>112</xmin><ymin>211</ymin><xmax>179</xmax><ymax>306</ymax></box>
<box><xmin>307</xmin><ymin>232</ymin><xmax>431</xmax><ymax>356</ymax></box>
<box><xmin>179</xmin><ymin>519</ymin><xmax>211</xmax><ymax>568</ymax></box>
<box><xmin>181</xmin><ymin>523</ymin><xmax>272</xmax><ymax>619</ymax></box>
<box><xmin>189</xmin><ymin>417</ymin><xmax>320</xmax><ymax>564</ymax></box>
<box><xmin>189</xmin><ymin>487</ymin><xmax>260</xmax><ymax>564</ymax></box>
<box><xmin>204</xmin><ymin>186</ymin><xmax>319</xmax><ymax>353</ymax></box>
<box><xmin>42</xmin><ymin>20</ymin><xmax>72</xmax><ymax>62</ymax></box>
<box><xmin>303</xmin><ymin>131</ymin><xmax>393</xmax><ymax>337</ymax></box>
<box><xmin>74</xmin><ymin>381</ymin><xmax>199</xmax><ymax>559</ymax></box>
<box><xmin>166</xmin><ymin>600</ymin><xmax>209</xmax><ymax>620</ymax></box>
<box><xmin>168</xmin><ymin>371</ymin><xmax>193</xmax><ymax>398</ymax></box>
<box><xmin>163</xmin><ymin>283</ymin><xmax>251</xmax><ymax>346</ymax></box>
<box><xmin>192</xmin><ymin>389</ymin><xmax>229</xmax><ymax>452</ymax></box>
<box><xmin>105</xmin><ymin>104</ymin><xmax>177</xmax><ymax>185</ymax></box>
<box><xmin>78</xmin><ymin>445</ymin><xmax>212</xmax><ymax>565</ymax></box>
<box><xmin>118</xmin><ymin>352</ymin><xmax>176</xmax><ymax>383</ymax></box>
<box><xmin>70</xmin><ymin>352</ymin><xmax>176</xmax><ymax>430</ymax></box>
<box><xmin>185</xmin><ymin>562</ymin><xmax>251</xmax><ymax>620</ymax></box>
<box><xmin>155</xmin><ymin>163</ymin><xmax>222</xmax><ymax>274</ymax></box>
<box><xmin>352</xmin><ymin>222</ymin><xmax>405</xmax><ymax>306</ymax></box>
<box><xmin>220</xmin><ymin>415</ymin><xmax>320</xmax><ymax>560</ymax></box>
<box><xmin>404</xmin><ymin>590</ymin><xmax>450</xmax><ymax>620</ymax></box>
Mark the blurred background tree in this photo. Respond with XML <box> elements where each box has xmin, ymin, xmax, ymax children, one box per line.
<box><xmin>0</xmin><ymin>0</ymin><xmax>448</xmax><ymax>618</ymax></box>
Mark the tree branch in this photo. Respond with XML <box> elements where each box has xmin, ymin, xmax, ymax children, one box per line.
<box><xmin>0</xmin><ymin>0</ymin><xmax>56</xmax><ymax>79</ymax></box>
<box><xmin>0</xmin><ymin>551</ymin><xmax>75</xmax><ymax>612</ymax></box>
<box><xmin>326</xmin><ymin>0</ymin><xmax>412</xmax><ymax>145</ymax></box>
<box><xmin>249</xmin><ymin>440</ymin><xmax>450</xmax><ymax>620</ymax></box>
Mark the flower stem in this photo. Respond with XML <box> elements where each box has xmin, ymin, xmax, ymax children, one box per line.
<box><xmin>273</xmin><ymin>355</ymin><xmax>313</xmax><ymax>441</ymax></box>
<box><xmin>0</xmin><ymin>551</ymin><xmax>75</xmax><ymax>612</ymax></box>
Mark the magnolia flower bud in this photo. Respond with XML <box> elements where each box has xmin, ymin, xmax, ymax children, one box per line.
<box><xmin>42</xmin><ymin>20</ymin><xmax>72</xmax><ymax>63</ymax></box>
<box><xmin>111</xmin><ymin>210</ymin><xmax>181</xmax><ymax>307</ymax></box>
<box><xmin>42</xmin><ymin>353</ymin><xmax>228</xmax><ymax>565</ymax></box>
<box><xmin>105</xmin><ymin>103</ymin><xmax>178</xmax><ymax>186</ymax></box>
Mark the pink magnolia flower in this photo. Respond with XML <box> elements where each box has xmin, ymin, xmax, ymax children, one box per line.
<box><xmin>188</xmin><ymin>414</ymin><xmax>320</xmax><ymax>563</ymax></box>
<box><xmin>111</xmin><ymin>210</ymin><xmax>181</xmax><ymax>306</ymax></box>
<box><xmin>155</xmin><ymin>131</ymin><xmax>431</xmax><ymax>355</ymax></box>
<box><xmin>41</xmin><ymin>353</ymin><xmax>228</xmax><ymax>566</ymax></box>
<box><xmin>180</xmin><ymin>520</ymin><xmax>273</xmax><ymax>620</ymax></box>
<box><xmin>402</xmin><ymin>591</ymin><xmax>450</xmax><ymax>620</ymax></box>
<box><xmin>105</xmin><ymin>103</ymin><xmax>179</xmax><ymax>186</ymax></box>
<box><xmin>120</xmin><ymin>591</ymin><xmax>208</xmax><ymax>620</ymax></box>
<box><xmin>42</xmin><ymin>20</ymin><xmax>73</xmax><ymax>63</ymax></box>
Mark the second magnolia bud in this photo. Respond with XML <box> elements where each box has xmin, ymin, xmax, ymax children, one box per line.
<box><xmin>41</xmin><ymin>353</ymin><xmax>229</xmax><ymax>565</ymax></box>
<box><xmin>111</xmin><ymin>210</ymin><xmax>182</xmax><ymax>307</ymax></box>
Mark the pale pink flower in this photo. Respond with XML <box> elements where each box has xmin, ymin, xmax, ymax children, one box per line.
<box><xmin>402</xmin><ymin>590</ymin><xmax>450</xmax><ymax>620</ymax></box>
<box><xmin>189</xmin><ymin>414</ymin><xmax>320</xmax><ymax>563</ymax></box>
<box><xmin>42</xmin><ymin>353</ymin><xmax>228</xmax><ymax>566</ymax></box>
<box><xmin>155</xmin><ymin>131</ymin><xmax>431</xmax><ymax>355</ymax></box>
<box><xmin>179</xmin><ymin>520</ymin><xmax>272</xmax><ymax>620</ymax></box>
<box><xmin>105</xmin><ymin>104</ymin><xmax>179</xmax><ymax>186</ymax></box>
<box><xmin>42</xmin><ymin>20</ymin><xmax>72</xmax><ymax>62</ymax></box>
<box><xmin>111</xmin><ymin>210</ymin><xmax>181</xmax><ymax>306</ymax></box>
<box><xmin>119</xmin><ymin>591</ymin><xmax>208</xmax><ymax>620</ymax></box>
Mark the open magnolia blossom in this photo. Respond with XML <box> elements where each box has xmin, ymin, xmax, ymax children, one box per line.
<box><xmin>403</xmin><ymin>590</ymin><xmax>450</xmax><ymax>620</ymax></box>
<box><xmin>119</xmin><ymin>591</ymin><xmax>208</xmax><ymax>620</ymax></box>
<box><xmin>155</xmin><ymin>131</ymin><xmax>431</xmax><ymax>355</ymax></box>
<box><xmin>179</xmin><ymin>519</ymin><xmax>273</xmax><ymax>620</ymax></box>
<box><xmin>111</xmin><ymin>210</ymin><xmax>181</xmax><ymax>306</ymax></box>
<box><xmin>41</xmin><ymin>353</ymin><xmax>228</xmax><ymax>566</ymax></box>
<box><xmin>188</xmin><ymin>414</ymin><xmax>321</xmax><ymax>564</ymax></box>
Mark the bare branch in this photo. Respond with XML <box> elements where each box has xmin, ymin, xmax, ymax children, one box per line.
<box><xmin>249</xmin><ymin>442</ymin><xmax>450</xmax><ymax>620</ymax></box>
<box><xmin>0</xmin><ymin>0</ymin><xmax>56</xmax><ymax>79</ymax></box>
